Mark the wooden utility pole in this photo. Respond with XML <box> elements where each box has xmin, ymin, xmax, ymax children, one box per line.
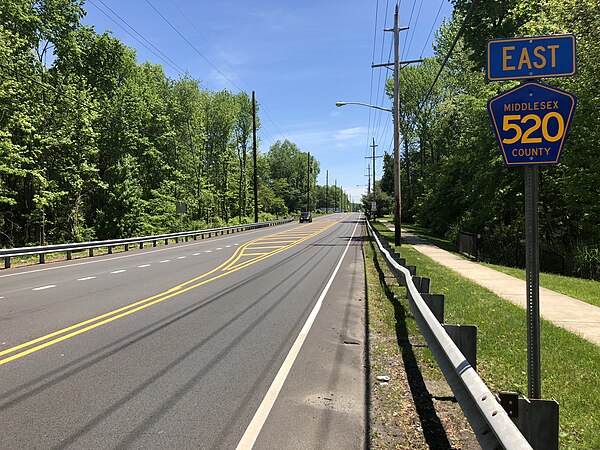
<box><xmin>326</xmin><ymin>170</ymin><xmax>329</xmax><ymax>214</ymax></box>
<box><xmin>306</xmin><ymin>152</ymin><xmax>311</xmax><ymax>212</ymax></box>
<box><xmin>393</xmin><ymin>4</ymin><xmax>401</xmax><ymax>245</ymax></box>
<box><xmin>252</xmin><ymin>91</ymin><xmax>258</xmax><ymax>223</ymax></box>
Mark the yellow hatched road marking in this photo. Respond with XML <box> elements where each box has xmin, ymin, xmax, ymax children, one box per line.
<box><xmin>0</xmin><ymin>218</ymin><xmax>341</xmax><ymax>365</ymax></box>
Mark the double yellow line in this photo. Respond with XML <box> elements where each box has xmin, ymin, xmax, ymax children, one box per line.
<box><xmin>0</xmin><ymin>220</ymin><xmax>338</xmax><ymax>365</ymax></box>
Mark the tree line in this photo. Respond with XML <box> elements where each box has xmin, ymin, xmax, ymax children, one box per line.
<box><xmin>0</xmin><ymin>1</ymin><xmax>349</xmax><ymax>248</ymax></box>
<box><xmin>365</xmin><ymin>0</ymin><xmax>599</xmax><ymax>279</ymax></box>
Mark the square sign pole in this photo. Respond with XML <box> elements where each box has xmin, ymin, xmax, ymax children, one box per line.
<box><xmin>487</xmin><ymin>35</ymin><xmax>577</xmax><ymax>402</ymax></box>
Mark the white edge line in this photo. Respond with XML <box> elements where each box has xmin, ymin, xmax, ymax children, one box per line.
<box><xmin>235</xmin><ymin>214</ymin><xmax>361</xmax><ymax>450</ymax></box>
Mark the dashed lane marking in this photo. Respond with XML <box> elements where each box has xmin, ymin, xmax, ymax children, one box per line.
<box><xmin>32</xmin><ymin>285</ymin><xmax>56</xmax><ymax>291</ymax></box>
<box><xmin>0</xmin><ymin>217</ymin><xmax>345</xmax><ymax>365</ymax></box>
<box><xmin>110</xmin><ymin>270</ymin><xmax>126</xmax><ymax>274</ymax></box>
<box><xmin>137</xmin><ymin>264</ymin><xmax>151</xmax><ymax>268</ymax></box>
<box><xmin>77</xmin><ymin>277</ymin><xmax>96</xmax><ymax>281</ymax></box>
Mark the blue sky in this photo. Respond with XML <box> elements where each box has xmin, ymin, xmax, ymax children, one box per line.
<box><xmin>82</xmin><ymin>0</ymin><xmax>454</xmax><ymax>203</ymax></box>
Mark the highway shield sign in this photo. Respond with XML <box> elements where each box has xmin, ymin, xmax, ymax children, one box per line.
<box><xmin>488</xmin><ymin>82</ymin><xmax>576</xmax><ymax>166</ymax></box>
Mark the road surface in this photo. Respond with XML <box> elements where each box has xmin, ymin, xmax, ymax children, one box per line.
<box><xmin>0</xmin><ymin>213</ymin><xmax>366</xmax><ymax>449</ymax></box>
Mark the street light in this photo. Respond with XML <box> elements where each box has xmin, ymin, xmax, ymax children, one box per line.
<box><xmin>335</xmin><ymin>102</ymin><xmax>392</xmax><ymax>113</ymax></box>
<box><xmin>336</xmin><ymin>99</ymin><xmax>401</xmax><ymax>246</ymax></box>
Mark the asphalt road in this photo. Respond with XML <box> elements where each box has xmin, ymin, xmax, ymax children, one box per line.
<box><xmin>0</xmin><ymin>213</ymin><xmax>365</xmax><ymax>449</ymax></box>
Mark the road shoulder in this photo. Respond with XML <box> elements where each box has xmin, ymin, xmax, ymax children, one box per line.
<box><xmin>252</xmin><ymin>230</ymin><xmax>367</xmax><ymax>449</ymax></box>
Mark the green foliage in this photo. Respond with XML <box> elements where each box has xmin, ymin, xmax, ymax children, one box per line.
<box><xmin>383</xmin><ymin>0</ymin><xmax>600</xmax><ymax>279</ymax></box>
<box><xmin>0</xmin><ymin>2</ymin><xmax>325</xmax><ymax>246</ymax></box>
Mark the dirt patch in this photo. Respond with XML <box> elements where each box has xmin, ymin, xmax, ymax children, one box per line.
<box><xmin>365</xmin><ymin>241</ymin><xmax>480</xmax><ymax>449</ymax></box>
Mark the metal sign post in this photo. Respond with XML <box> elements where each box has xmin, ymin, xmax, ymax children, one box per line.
<box><xmin>487</xmin><ymin>34</ymin><xmax>577</xmax><ymax>401</ymax></box>
<box><xmin>524</xmin><ymin>166</ymin><xmax>541</xmax><ymax>398</ymax></box>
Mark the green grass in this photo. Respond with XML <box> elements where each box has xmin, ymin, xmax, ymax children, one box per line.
<box><xmin>370</xmin><ymin>221</ymin><xmax>600</xmax><ymax>450</ymax></box>
<box><xmin>378</xmin><ymin>218</ymin><xmax>600</xmax><ymax>309</ymax></box>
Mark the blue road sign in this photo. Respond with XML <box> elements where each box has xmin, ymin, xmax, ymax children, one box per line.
<box><xmin>487</xmin><ymin>35</ymin><xmax>576</xmax><ymax>81</ymax></box>
<box><xmin>488</xmin><ymin>82</ymin><xmax>576</xmax><ymax>166</ymax></box>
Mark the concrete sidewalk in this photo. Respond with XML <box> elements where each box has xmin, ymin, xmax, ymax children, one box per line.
<box><xmin>382</xmin><ymin>222</ymin><xmax>600</xmax><ymax>346</ymax></box>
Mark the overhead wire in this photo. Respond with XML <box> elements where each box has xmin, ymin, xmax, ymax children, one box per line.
<box><xmin>144</xmin><ymin>0</ymin><xmax>244</xmax><ymax>92</ymax></box>
<box><xmin>403</xmin><ymin>0</ymin><xmax>423</xmax><ymax>61</ymax></box>
<box><xmin>400</xmin><ymin>0</ymin><xmax>417</xmax><ymax>61</ymax></box>
<box><xmin>366</xmin><ymin>0</ymin><xmax>380</xmax><ymax>184</ymax></box>
<box><xmin>144</xmin><ymin>0</ymin><xmax>290</xmax><ymax>144</ymax></box>
<box><xmin>88</xmin><ymin>0</ymin><xmax>189</xmax><ymax>79</ymax></box>
<box><xmin>420</xmin><ymin>0</ymin><xmax>446</xmax><ymax>58</ymax></box>
<box><xmin>370</xmin><ymin>0</ymin><xmax>392</xmax><ymax>181</ymax></box>
<box><xmin>423</xmin><ymin>0</ymin><xmax>479</xmax><ymax>104</ymax></box>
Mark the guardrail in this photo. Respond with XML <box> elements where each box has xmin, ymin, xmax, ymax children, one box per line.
<box><xmin>367</xmin><ymin>221</ymin><xmax>532</xmax><ymax>449</ymax></box>
<box><xmin>1</xmin><ymin>218</ymin><xmax>294</xmax><ymax>269</ymax></box>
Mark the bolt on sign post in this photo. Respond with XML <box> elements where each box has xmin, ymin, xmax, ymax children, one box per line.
<box><xmin>487</xmin><ymin>35</ymin><xmax>577</xmax><ymax>401</ymax></box>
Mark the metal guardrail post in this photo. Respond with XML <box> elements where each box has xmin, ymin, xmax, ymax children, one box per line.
<box><xmin>443</xmin><ymin>324</ymin><xmax>478</xmax><ymax>372</ymax></box>
<box><xmin>367</xmin><ymin>220</ymin><xmax>532</xmax><ymax>449</ymax></box>
<box><xmin>4</xmin><ymin>257</ymin><xmax>10</xmax><ymax>269</ymax></box>
<box><xmin>421</xmin><ymin>293</ymin><xmax>445</xmax><ymax>323</ymax></box>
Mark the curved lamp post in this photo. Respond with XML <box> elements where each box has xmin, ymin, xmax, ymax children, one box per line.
<box><xmin>336</xmin><ymin>100</ymin><xmax>401</xmax><ymax>246</ymax></box>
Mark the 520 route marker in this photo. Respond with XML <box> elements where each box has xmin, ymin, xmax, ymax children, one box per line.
<box><xmin>487</xmin><ymin>81</ymin><xmax>577</xmax><ymax>166</ymax></box>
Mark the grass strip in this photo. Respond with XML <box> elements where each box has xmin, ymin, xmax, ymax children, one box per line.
<box><xmin>372</xmin><ymin>221</ymin><xmax>600</xmax><ymax>450</ymax></box>
<box><xmin>364</xmin><ymin>228</ymin><xmax>475</xmax><ymax>449</ymax></box>
<box><xmin>388</xmin><ymin>219</ymin><xmax>600</xmax><ymax>309</ymax></box>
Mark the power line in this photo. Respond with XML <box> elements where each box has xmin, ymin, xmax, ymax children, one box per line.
<box><xmin>257</xmin><ymin>102</ymin><xmax>290</xmax><ymax>143</ymax></box>
<box><xmin>423</xmin><ymin>0</ymin><xmax>479</xmax><ymax>104</ymax></box>
<box><xmin>158</xmin><ymin>0</ymin><xmax>292</xmax><ymax>147</ymax></box>
<box><xmin>400</xmin><ymin>0</ymin><xmax>417</xmax><ymax>61</ymax></box>
<box><xmin>366</xmin><ymin>0</ymin><xmax>380</xmax><ymax>174</ymax></box>
<box><xmin>166</xmin><ymin>0</ymin><xmax>245</xmax><ymax>88</ymax></box>
<box><xmin>403</xmin><ymin>0</ymin><xmax>423</xmax><ymax>60</ymax></box>
<box><xmin>144</xmin><ymin>0</ymin><xmax>244</xmax><ymax>92</ymax></box>
<box><xmin>88</xmin><ymin>0</ymin><xmax>189</xmax><ymax>78</ymax></box>
<box><xmin>420</xmin><ymin>0</ymin><xmax>445</xmax><ymax>58</ymax></box>
<box><xmin>370</xmin><ymin>0</ymin><xmax>391</xmax><ymax>162</ymax></box>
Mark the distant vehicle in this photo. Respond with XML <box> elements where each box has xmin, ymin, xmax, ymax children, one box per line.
<box><xmin>299</xmin><ymin>212</ymin><xmax>312</xmax><ymax>223</ymax></box>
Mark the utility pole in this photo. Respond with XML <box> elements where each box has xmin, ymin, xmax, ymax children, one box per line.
<box><xmin>392</xmin><ymin>4</ymin><xmax>401</xmax><ymax>246</ymax></box>
<box><xmin>366</xmin><ymin>137</ymin><xmax>382</xmax><ymax>217</ymax></box>
<box><xmin>306</xmin><ymin>151</ymin><xmax>311</xmax><ymax>212</ymax></box>
<box><xmin>334</xmin><ymin>179</ymin><xmax>337</xmax><ymax>212</ymax></box>
<box><xmin>252</xmin><ymin>91</ymin><xmax>258</xmax><ymax>223</ymax></box>
<box><xmin>367</xmin><ymin>164</ymin><xmax>371</xmax><ymax>196</ymax></box>
<box><xmin>373</xmin><ymin>5</ymin><xmax>421</xmax><ymax>245</ymax></box>
<box><xmin>326</xmin><ymin>170</ymin><xmax>329</xmax><ymax>214</ymax></box>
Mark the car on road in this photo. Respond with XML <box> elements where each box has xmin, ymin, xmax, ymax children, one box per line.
<box><xmin>299</xmin><ymin>212</ymin><xmax>312</xmax><ymax>223</ymax></box>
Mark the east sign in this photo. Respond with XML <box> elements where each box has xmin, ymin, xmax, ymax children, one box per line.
<box><xmin>488</xmin><ymin>82</ymin><xmax>576</xmax><ymax>166</ymax></box>
<box><xmin>487</xmin><ymin>34</ymin><xmax>576</xmax><ymax>81</ymax></box>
